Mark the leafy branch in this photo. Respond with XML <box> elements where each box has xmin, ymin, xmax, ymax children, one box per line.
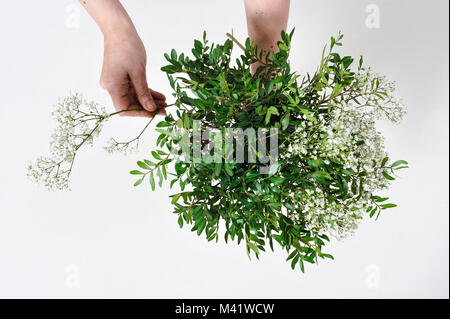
<box><xmin>28</xmin><ymin>93</ymin><xmax>165</xmax><ymax>190</ymax></box>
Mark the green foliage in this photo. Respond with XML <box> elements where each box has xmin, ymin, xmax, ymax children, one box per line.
<box><xmin>129</xmin><ymin>30</ymin><xmax>407</xmax><ymax>272</ymax></box>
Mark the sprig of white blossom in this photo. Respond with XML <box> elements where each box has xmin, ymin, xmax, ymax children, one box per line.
<box><xmin>27</xmin><ymin>93</ymin><xmax>154</xmax><ymax>190</ymax></box>
<box><xmin>280</xmin><ymin>69</ymin><xmax>406</xmax><ymax>239</ymax></box>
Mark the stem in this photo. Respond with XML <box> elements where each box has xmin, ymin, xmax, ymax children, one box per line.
<box><xmin>108</xmin><ymin>103</ymin><xmax>175</xmax><ymax>118</ymax></box>
<box><xmin>226</xmin><ymin>32</ymin><xmax>245</xmax><ymax>51</ymax></box>
<box><xmin>111</xmin><ymin>117</ymin><xmax>155</xmax><ymax>148</ymax></box>
<box><xmin>106</xmin><ymin>103</ymin><xmax>175</xmax><ymax>148</ymax></box>
<box><xmin>142</xmin><ymin>154</ymin><xmax>171</xmax><ymax>177</ymax></box>
<box><xmin>57</xmin><ymin>105</ymin><xmax>174</xmax><ymax>183</ymax></box>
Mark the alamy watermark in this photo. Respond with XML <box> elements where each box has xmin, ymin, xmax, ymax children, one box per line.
<box><xmin>365</xmin><ymin>4</ymin><xmax>381</xmax><ymax>29</ymax></box>
<box><xmin>169</xmin><ymin>120</ymin><xmax>279</xmax><ymax>174</ymax></box>
<box><xmin>65</xmin><ymin>3</ymin><xmax>81</xmax><ymax>29</ymax></box>
<box><xmin>65</xmin><ymin>264</ymin><xmax>81</xmax><ymax>289</ymax></box>
<box><xmin>365</xmin><ymin>264</ymin><xmax>381</xmax><ymax>289</ymax></box>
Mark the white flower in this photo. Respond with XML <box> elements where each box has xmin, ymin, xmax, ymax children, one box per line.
<box><xmin>28</xmin><ymin>93</ymin><xmax>108</xmax><ymax>190</ymax></box>
<box><xmin>280</xmin><ymin>68</ymin><xmax>405</xmax><ymax>239</ymax></box>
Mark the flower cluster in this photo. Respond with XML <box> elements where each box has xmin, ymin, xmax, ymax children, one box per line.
<box><xmin>280</xmin><ymin>66</ymin><xmax>406</xmax><ymax>238</ymax></box>
<box><xmin>352</xmin><ymin>67</ymin><xmax>406</xmax><ymax>123</ymax></box>
<box><xmin>28</xmin><ymin>94</ymin><xmax>109</xmax><ymax>190</ymax></box>
<box><xmin>28</xmin><ymin>92</ymin><xmax>159</xmax><ymax>190</ymax></box>
<box><xmin>103</xmin><ymin>137</ymin><xmax>138</xmax><ymax>155</ymax></box>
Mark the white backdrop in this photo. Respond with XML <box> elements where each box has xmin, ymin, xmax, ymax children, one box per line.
<box><xmin>0</xmin><ymin>0</ymin><xmax>448</xmax><ymax>298</ymax></box>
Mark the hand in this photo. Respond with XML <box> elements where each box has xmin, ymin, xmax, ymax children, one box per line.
<box><xmin>100</xmin><ymin>30</ymin><xmax>167</xmax><ymax>118</ymax></box>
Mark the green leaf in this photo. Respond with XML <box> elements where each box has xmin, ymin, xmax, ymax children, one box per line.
<box><xmin>286</xmin><ymin>250</ymin><xmax>297</xmax><ymax>261</ymax></box>
<box><xmin>171</xmin><ymin>193</ymin><xmax>182</xmax><ymax>204</ymax></box>
<box><xmin>137</xmin><ymin>161</ymin><xmax>151</xmax><ymax>170</ymax></box>
<box><xmin>270</xmin><ymin>176</ymin><xmax>285</xmax><ymax>185</ymax></box>
<box><xmin>265</xmin><ymin>106</ymin><xmax>279</xmax><ymax>125</ymax></box>
<box><xmin>194</xmin><ymin>39</ymin><xmax>203</xmax><ymax>51</ymax></box>
<box><xmin>197</xmin><ymin>218</ymin><xmax>206</xmax><ymax>235</ymax></box>
<box><xmin>162</xmin><ymin>164</ymin><xmax>167</xmax><ymax>179</ymax></box>
<box><xmin>214</xmin><ymin>161</ymin><xmax>222</xmax><ymax>177</ymax></box>
<box><xmin>291</xmin><ymin>254</ymin><xmax>299</xmax><ymax>270</ymax></box>
<box><xmin>382</xmin><ymin>171</ymin><xmax>396</xmax><ymax>181</ymax></box>
<box><xmin>155</xmin><ymin>128</ymin><xmax>171</xmax><ymax>136</ymax></box>
<box><xmin>299</xmin><ymin>108</ymin><xmax>316</xmax><ymax>122</ymax></box>
<box><xmin>299</xmin><ymin>257</ymin><xmax>305</xmax><ymax>273</ymax></box>
<box><xmin>156</xmin><ymin>121</ymin><xmax>172</xmax><ymax>128</ymax></box>
<box><xmin>312</xmin><ymin>170</ymin><xmax>332</xmax><ymax>181</ymax></box>
<box><xmin>321</xmin><ymin>253</ymin><xmax>334</xmax><ymax>260</ymax></box>
<box><xmin>268</xmin><ymin>202</ymin><xmax>282</xmax><ymax>210</ymax></box>
<box><xmin>149</xmin><ymin>171</ymin><xmax>156</xmax><ymax>191</ymax></box>
<box><xmin>152</xmin><ymin>151</ymin><xmax>162</xmax><ymax>160</ymax></box>
<box><xmin>342</xmin><ymin>169</ymin><xmax>354</xmax><ymax>175</ymax></box>
<box><xmin>224</xmin><ymin>163</ymin><xmax>233</xmax><ymax>176</ymax></box>
<box><xmin>278</xmin><ymin>43</ymin><xmax>289</xmax><ymax>51</ymax></box>
<box><xmin>130</xmin><ymin>170</ymin><xmax>144</xmax><ymax>175</ymax></box>
<box><xmin>247</xmin><ymin>242</ymin><xmax>259</xmax><ymax>255</ymax></box>
<box><xmin>144</xmin><ymin>159</ymin><xmax>156</xmax><ymax>167</ymax></box>
<box><xmin>331</xmin><ymin>84</ymin><xmax>343</xmax><ymax>97</ymax></box>
<box><xmin>134</xmin><ymin>178</ymin><xmax>143</xmax><ymax>187</ymax></box>
<box><xmin>183</xmin><ymin>113</ymin><xmax>190</xmax><ymax>129</ymax></box>
<box><xmin>381</xmin><ymin>203</ymin><xmax>397</xmax><ymax>209</ymax></box>
<box><xmin>157</xmin><ymin>167</ymin><xmax>163</xmax><ymax>187</ymax></box>
<box><xmin>281</xmin><ymin>112</ymin><xmax>290</xmax><ymax>130</ymax></box>
<box><xmin>373</xmin><ymin>196</ymin><xmax>389</xmax><ymax>203</ymax></box>
<box><xmin>171</xmin><ymin>48</ymin><xmax>177</xmax><ymax>61</ymax></box>
<box><xmin>392</xmin><ymin>160</ymin><xmax>408</xmax><ymax>167</ymax></box>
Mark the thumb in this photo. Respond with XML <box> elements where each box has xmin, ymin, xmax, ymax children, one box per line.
<box><xmin>131</xmin><ymin>71</ymin><xmax>157</xmax><ymax>112</ymax></box>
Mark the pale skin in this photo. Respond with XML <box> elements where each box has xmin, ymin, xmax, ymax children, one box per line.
<box><xmin>80</xmin><ymin>0</ymin><xmax>290</xmax><ymax>118</ymax></box>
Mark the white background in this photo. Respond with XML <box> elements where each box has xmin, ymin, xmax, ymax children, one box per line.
<box><xmin>0</xmin><ymin>0</ymin><xmax>448</xmax><ymax>298</ymax></box>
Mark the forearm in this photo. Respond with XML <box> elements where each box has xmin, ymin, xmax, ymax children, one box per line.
<box><xmin>79</xmin><ymin>0</ymin><xmax>137</xmax><ymax>40</ymax></box>
<box><xmin>244</xmin><ymin>0</ymin><xmax>290</xmax><ymax>68</ymax></box>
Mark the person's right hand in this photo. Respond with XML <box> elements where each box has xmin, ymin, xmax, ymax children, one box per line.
<box><xmin>100</xmin><ymin>29</ymin><xmax>167</xmax><ymax>118</ymax></box>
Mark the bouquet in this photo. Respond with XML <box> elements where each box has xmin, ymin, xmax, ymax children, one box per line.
<box><xmin>28</xmin><ymin>30</ymin><xmax>407</xmax><ymax>272</ymax></box>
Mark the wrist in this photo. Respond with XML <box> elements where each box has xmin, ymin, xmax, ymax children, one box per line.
<box><xmin>81</xmin><ymin>0</ymin><xmax>138</xmax><ymax>42</ymax></box>
<box><xmin>100</xmin><ymin>7</ymin><xmax>138</xmax><ymax>43</ymax></box>
<box><xmin>103</xmin><ymin>21</ymin><xmax>138</xmax><ymax>45</ymax></box>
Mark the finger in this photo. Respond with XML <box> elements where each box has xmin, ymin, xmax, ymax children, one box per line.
<box><xmin>130</xmin><ymin>87</ymin><xmax>167</xmax><ymax>107</ymax></box>
<box><xmin>130</xmin><ymin>72</ymin><xmax>157</xmax><ymax>112</ymax></box>
<box><xmin>127</xmin><ymin>87</ymin><xmax>166</xmax><ymax>115</ymax></box>
<box><xmin>109</xmin><ymin>85</ymin><xmax>133</xmax><ymax>113</ymax></box>
<box><xmin>151</xmin><ymin>108</ymin><xmax>166</xmax><ymax>117</ymax></box>
<box><xmin>110</xmin><ymin>86</ymin><xmax>153</xmax><ymax>118</ymax></box>
<box><xmin>150</xmin><ymin>88</ymin><xmax>166</xmax><ymax>101</ymax></box>
<box><xmin>121</xmin><ymin>109</ymin><xmax>154</xmax><ymax>118</ymax></box>
<box><xmin>130</xmin><ymin>85</ymin><xmax>165</xmax><ymax>101</ymax></box>
<box><xmin>154</xmin><ymin>98</ymin><xmax>167</xmax><ymax>108</ymax></box>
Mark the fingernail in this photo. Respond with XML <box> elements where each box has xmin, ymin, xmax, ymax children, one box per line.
<box><xmin>145</xmin><ymin>100</ymin><xmax>156</xmax><ymax>111</ymax></box>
